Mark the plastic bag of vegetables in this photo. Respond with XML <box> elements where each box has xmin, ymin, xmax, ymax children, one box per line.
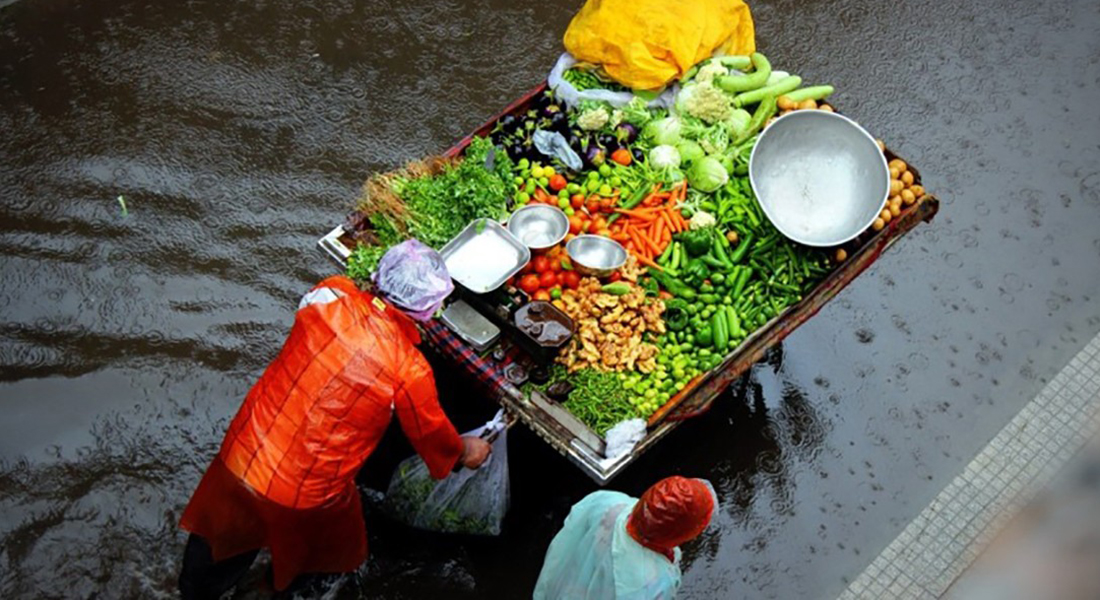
<box><xmin>548</xmin><ymin>53</ymin><xmax>678</xmax><ymax>110</ymax></box>
<box><xmin>383</xmin><ymin>410</ymin><xmax>510</xmax><ymax>536</ymax></box>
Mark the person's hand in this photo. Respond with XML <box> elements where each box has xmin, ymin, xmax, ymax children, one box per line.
<box><xmin>459</xmin><ymin>436</ymin><xmax>491</xmax><ymax>469</ymax></box>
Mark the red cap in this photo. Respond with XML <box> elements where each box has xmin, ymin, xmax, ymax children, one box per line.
<box><xmin>626</xmin><ymin>477</ymin><xmax>715</xmax><ymax>559</ymax></box>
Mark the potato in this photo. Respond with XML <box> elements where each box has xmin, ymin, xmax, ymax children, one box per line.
<box><xmin>910</xmin><ymin>184</ymin><xmax>925</xmax><ymax>197</ymax></box>
<box><xmin>880</xmin><ymin>208</ymin><xmax>892</xmax><ymax>223</ymax></box>
<box><xmin>900</xmin><ymin>189</ymin><xmax>916</xmax><ymax>205</ymax></box>
<box><xmin>799</xmin><ymin>99</ymin><xmax>818</xmax><ymax>110</ymax></box>
<box><xmin>901</xmin><ymin>170</ymin><xmax>915</xmax><ymax>186</ymax></box>
<box><xmin>872</xmin><ymin>217</ymin><xmax>885</xmax><ymax>231</ymax></box>
<box><xmin>818</xmin><ymin>104</ymin><xmax>835</xmax><ymax>112</ymax></box>
<box><xmin>888</xmin><ymin>158</ymin><xmax>907</xmax><ymax>172</ymax></box>
<box><xmin>890</xmin><ymin>179</ymin><xmax>904</xmax><ymax>195</ymax></box>
<box><xmin>889</xmin><ymin>203</ymin><xmax>901</xmax><ymax>218</ymax></box>
<box><xmin>889</xmin><ymin>166</ymin><xmax>900</xmax><ymax>180</ymax></box>
<box><xmin>777</xmin><ymin>96</ymin><xmax>795</xmax><ymax>111</ymax></box>
<box><xmin>876</xmin><ymin>139</ymin><xmax>886</xmax><ymax>152</ymax></box>
<box><xmin>835</xmin><ymin>248</ymin><xmax>848</xmax><ymax>262</ymax></box>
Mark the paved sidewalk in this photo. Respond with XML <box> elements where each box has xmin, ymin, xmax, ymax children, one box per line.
<box><xmin>835</xmin><ymin>334</ymin><xmax>1100</xmax><ymax>600</ymax></box>
<box><xmin>942</xmin><ymin>444</ymin><xmax>1100</xmax><ymax>600</ymax></box>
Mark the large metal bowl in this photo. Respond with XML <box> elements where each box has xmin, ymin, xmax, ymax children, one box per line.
<box><xmin>508</xmin><ymin>204</ymin><xmax>569</xmax><ymax>250</ymax></box>
<box><xmin>749</xmin><ymin>110</ymin><xmax>890</xmax><ymax>247</ymax></box>
<box><xmin>566</xmin><ymin>235</ymin><xmax>627</xmax><ymax>277</ymax></box>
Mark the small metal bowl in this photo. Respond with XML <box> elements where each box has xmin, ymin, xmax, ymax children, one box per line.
<box><xmin>749</xmin><ymin>110</ymin><xmax>890</xmax><ymax>247</ymax></box>
<box><xmin>508</xmin><ymin>204</ymin><xmax>569</xmax><ymax>250</ymax></box>
<box><xmin>566</xmin><ymin>235</ymin><xmax>627</xmax><ymax>277</ymax></box>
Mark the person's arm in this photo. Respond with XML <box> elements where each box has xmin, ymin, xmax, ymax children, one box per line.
<box><xmin>393</xmin><ymin>349</ymin><xmax>489</xmax><ymax>478</ymax></box>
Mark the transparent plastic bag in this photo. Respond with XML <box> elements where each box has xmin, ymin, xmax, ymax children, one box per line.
<box><xmin>372</xmin><ymin>239</ymin><xmax>454</xmax><ymax>320</ymax></box>
<box><xmin>384</xmin><ymin>410</ymin><xmax>510</xmax><ymax>536</ymax></box>
<box><xmin>547</xmin><ymin>53</ymin><xmax>679</xmax><ymax>110</ymax></box>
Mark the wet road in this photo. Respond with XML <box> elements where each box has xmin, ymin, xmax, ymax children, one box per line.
<box><xmin>1</xmin><ymin>0</ymin><xmax>1098</xmax><ymax>598</ymax></box>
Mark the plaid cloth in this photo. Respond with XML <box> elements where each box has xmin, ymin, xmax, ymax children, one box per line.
<box><xmin>421</xmin><ymin>319</ymin><xmax>523</xmax><ymax>400</ymax></box>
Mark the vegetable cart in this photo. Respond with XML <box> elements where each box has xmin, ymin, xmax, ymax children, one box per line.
<box><xmin>320</xmin><ymin>78</ymin><xmax>939</xmax><ymax>485</ymax></box>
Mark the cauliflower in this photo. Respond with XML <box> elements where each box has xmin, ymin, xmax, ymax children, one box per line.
<box><xmin>694</xmin><ymin>61</ymin><xmax>729</xmax><ymax>86</ymax></box>
<box><xmin>577</xmin><ymin>107</ymin><xmax>610</xmax><ymax>131</ymax></box>
<box><xmin>676</xmin><ymin>82</ymin><xmax>734</xmax><ymax>124</ymax></box>
<box><xmin>689</xmin><ymin>210</ymin><xmax>717</xmax><ymax>230</ymax></box>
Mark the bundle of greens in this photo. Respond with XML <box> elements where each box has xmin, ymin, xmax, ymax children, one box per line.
<box><xmin>346</xmin><ymin>136</ymin><xmax>516</xmax><ymax>278</ymax></box>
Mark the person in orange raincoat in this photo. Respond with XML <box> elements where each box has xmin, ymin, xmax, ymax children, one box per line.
<box><xmin>177</xmin><ymin>241</ymin><xmax>491</xmax><ymax>599</ymax></box>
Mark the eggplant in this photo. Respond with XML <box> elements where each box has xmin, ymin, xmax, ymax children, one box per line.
<box><xmin>506</xmin><ymin>143</ymin><xmax>526</xmax><ymax>160</ymax></box>
<box><xmin>631</xmin><ymin>147</ymin><xmax>646</xmax><ymax>163</ymax></box>
<box><xmin>615</xmin><ymin>123</ymin><xmax>639</xmax><ymax>144</ymax></box>
<box><xmin>549</xmin><ymin>111</ymin><xmax>569</xmax><ymax>132</ymax></box>
<box><xmin>584</xmin><ymin>144</ymin><xmax>606</xmax><ymax>168</ymax></box>
<box><xmin>597</xmin><ymin>133</ymin><xmax>616</xmax><ymax>148</ymax></box>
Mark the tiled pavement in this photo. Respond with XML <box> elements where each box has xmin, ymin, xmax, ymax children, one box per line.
<box><xmin>835</xmin><ymin>334</ymin><xmax>1100</xmax><ymax>600</ymax></box>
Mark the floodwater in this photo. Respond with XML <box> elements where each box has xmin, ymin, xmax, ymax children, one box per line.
<box><xmin>1</xmin><ymin>0</ymin><xmax>1098</xmax><ymax>598</ymax></box>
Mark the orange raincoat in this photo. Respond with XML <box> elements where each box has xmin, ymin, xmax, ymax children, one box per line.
<box><xmin>180</xmin><ymin>275</ymin><xmax>464</xmax><ymax>589</ymax></box>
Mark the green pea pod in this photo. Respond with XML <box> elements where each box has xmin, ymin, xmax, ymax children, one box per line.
<box><xmin>715</xmin><ymin>52</ymin><xmax>771</xmax><ymax>93</ymax></box>
<box><xmin>734</xmin><ymin>75</ymin><xmax>802</xmax><ymax>109</ymax></box>
<box><xmin>601</xmin><ymin>282</ymin><xmax>632</xmax><ymax>296</ymax></box>
<box><xmin>697</xmin><ymin>293</ymin><xmax>720</xmax><ymax>304</ymax></box>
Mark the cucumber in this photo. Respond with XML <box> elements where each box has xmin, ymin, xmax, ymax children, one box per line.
<box><xmin>781</xmin><ymin>85</ymin><xmax>835</xmax><ymax>103</ymax></box>
<box><xmin>712</xmin><ymin>311</ymin><xmax>729</xmax><ymax>351</ymax></box>
<box><xmin>733</xmin><ymin>75</ymin><xmax>802</xmax><ymax>108</ymax></box>
<box><xmin>715</xmin><ymin>52</ymin><xmax>771</xmax><ymax>93</ymax></box>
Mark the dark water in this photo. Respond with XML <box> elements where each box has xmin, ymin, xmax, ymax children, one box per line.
<box><xmin>1</xmin><ymin>0</ymin><xmax>1098</xmax><ymax>598</ymax></box>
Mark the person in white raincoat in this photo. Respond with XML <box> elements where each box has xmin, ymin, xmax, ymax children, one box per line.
<box><xmin>533</xmin><ymin>476</ymin><xmax>717</xmax><ymax>600</ymax></box>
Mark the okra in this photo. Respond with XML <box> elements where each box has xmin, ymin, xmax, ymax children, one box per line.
<box><xmin>729</xmin><ymin>232</ymin><xmax>754</xmax><ymax>263</ymax></box>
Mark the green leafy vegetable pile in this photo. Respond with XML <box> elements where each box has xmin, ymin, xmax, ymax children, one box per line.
<box><xmin>345</xmin><ymin>137</ymin><xmax>516</xmax><ymax>278</ymax></box>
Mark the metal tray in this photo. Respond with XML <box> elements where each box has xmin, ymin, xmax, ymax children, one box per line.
<box><xmin>439</xmin><ymin>219</ymin><xmax>530</xmax><ymax>295</ymax></box>
<box><xmin>441</xmin><ymin>299</ymin><xmax>501</xmax><ymax>352</ymax></box>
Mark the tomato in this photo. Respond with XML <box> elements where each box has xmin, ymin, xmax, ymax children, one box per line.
<box><xmin>562</xmin><ymin>271</ymin><xmax>581</xmax><ymax>290</ymax></box>
<box><xmin>586</xmin><ymin>198</ymin><xmax>602</xmax><ymax>214</ymax></box>
<box><xmin>531</xmin><ymin>256</ymin><xmax>551</xmax><ymax>273</ymax></box>
<box><xmin>550</xmin><ymin>258</ymin><xmax>563</xmax><ymax>273</ymax></box>
<box><xmin>533</xmin><ymin>290</ymin><xmax>551</xmax><ymax>302</ymax></box>
<box><xmin>608</xmin><ymin>271</ymin><xmax>622</xmax><ymax>282</ymax></box>
<box><xmin>570</xmin><ymin>193</ymin><xmax>585</xmax><ymax>209</ymax></box>
<box><xmin>596</xmin><ymin>228</ymin><xmax>611</xmax><ymax>238</ymax></box>
<box><xmin>518</xmin><ymin>274</ymin><xmax>541</xmax><ymax>294</ymax></box>
<box><xmin>591</xmin><ymin>216</ymin><xmax>608</xmax><ymax>231</ymax></box>
<box><xmin>539</xmin><ymin>271</ymin><xmax>558</xmax><ymax>288</ymax></box>
<box><xmin>600</xmin><ymin>198</ymin><xmax>616</xmax><ymax>212</ymax></box>
<box><xmin>549</xmin><ymin>174</ymin><xmax>567</xmax><ymax>192</ymax></box>
<box><xmin>568</xmin><ymin>215</ymin><xmax>585</xmax><ymax>235</ymax></box>
<box><xmin>611</xmin><ymin>148</ymin><xmax>633</xmax><ymax>166</ymax></box>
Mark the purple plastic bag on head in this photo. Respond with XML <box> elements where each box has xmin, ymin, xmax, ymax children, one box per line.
<box><xmin>373</xmin><ymin>239</ymin><xmax>454</xmax><ymax>321</ymax></box>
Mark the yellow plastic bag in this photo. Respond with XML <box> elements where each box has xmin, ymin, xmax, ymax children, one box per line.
<box><xmin>563</xmin><ymin>0</ymin><xmax>756</xmax><ymax>91</ymax></box>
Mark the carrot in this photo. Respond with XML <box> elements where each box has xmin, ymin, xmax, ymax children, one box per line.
<box><xmin>628</xmin><ymin>230</ymin><xmax>647</xmax><ymax>256</ymax></box>
<box><xmin>661</xmin><ymin>210</ymin><xmax>677</xmax><ymax>234</ymax></box>
<box><xmin>632</xmin><ymin>252</ymin><xmax>662</xmax><ymax>270</ymax></box>
<box><xmin>614</xmin><ymin>208</ymin><xmax>658</xmax><ymax>221</ymax></box>
<box><xmin>640</xmin><ymin>230</ymin><xmax>662</xmax><ymax>256</ymax></box>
